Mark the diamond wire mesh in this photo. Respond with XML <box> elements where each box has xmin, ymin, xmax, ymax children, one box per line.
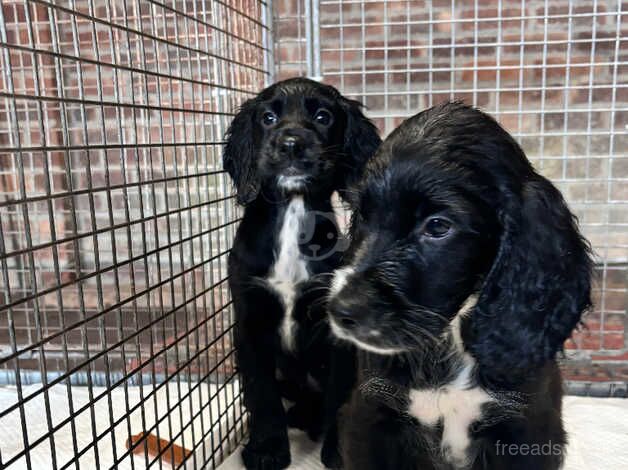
<box><xmin>274</xmin><ymin>0</ymin><xmax>627</xmax><ymax>392</ymax></box>
<box><xmin>0</xmin><ymin>0</ymin><xmax>273</xmax><ymax>468</ymax></box>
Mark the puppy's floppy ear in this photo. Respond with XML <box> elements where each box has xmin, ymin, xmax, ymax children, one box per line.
<box><xmin>470</xmin><ymin>175</ymin><xmax>592</xmax><ymax>385</ymax></box>
<box><xmin>337</xmin><ymin>97</ymin><xmax>381</xmax><ymax>204</ymax></box>
<box><xmin>223</xmin><ymin>98</ymin><xmax>261</xmax><ymax>205</ymax></box>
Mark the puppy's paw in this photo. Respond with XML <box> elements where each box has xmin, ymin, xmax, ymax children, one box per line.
<box><xmin>286</xmin><ymin>404</ymin><xmax>322</xmax><ymax>441</ymax></box>
<box><xmin>320</xmin><ymin>435</ymin><xmax>343</xmax><ymax>469</ymax></box>
<box><xmin>241</xmin><ymin>434</ymin><xmax>290</xmax><ymax>470</ymax></box>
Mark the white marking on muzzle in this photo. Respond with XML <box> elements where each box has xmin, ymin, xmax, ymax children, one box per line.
<box><xmin>329</xmin><ymin>318</ymin><xmax>404</xmax><ymax>356</ymax></box>
<box><xmin>330</xmin><ymin>266</ymin><xmax>355</xmax><ymax>296</ymax></box>
<box><xmin>278</xmin><ymin>175</ymin><xmax>307</xmax><ymax>192</ymax></box>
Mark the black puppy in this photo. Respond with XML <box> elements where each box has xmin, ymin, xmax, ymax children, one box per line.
<box><xmin>328</xmin><ymin>102</ymin><xmax>592</xmax><ymax>470</ymax></box>
<box><xmin>223</xmin><ymin>77</ymin><xmax>380</xmax><ymax>469</ymax></box>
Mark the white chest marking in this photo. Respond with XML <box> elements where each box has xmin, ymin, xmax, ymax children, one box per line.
<box><xmin>408</xmin><ymin>295</ymin><xmax>491</xmax><ymax>467</ymax></box>
<box><xmin>408</xmin><ymin>358</ymin><xmax>493</xmax><ymax>467</ymax></box>
<box><xmin>267</xmin><ymin>196</ymin><xmax>309</xmax><ymax>352</ymax></box>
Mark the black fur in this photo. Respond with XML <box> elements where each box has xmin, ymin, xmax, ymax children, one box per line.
<box><xmin>223</xmin><ymin>77</ymin><xmax>380</xmax><ymax>469</ymax></box>
<box><xmin>328</xmin><ymin>102</ymin><xmax>592</xmax><ymax>470</ymax></box>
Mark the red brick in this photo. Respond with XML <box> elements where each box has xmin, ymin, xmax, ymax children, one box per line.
<box><xmin>536</xmin><ymin>56</ymin><xmax>608</xmax><ymax>81</ymax></box>
<box><xmin>364</xmin><ymin>25</ymin><xmax>386</xmax><ymax>48</ymax></box>
<box><xmin>504</xmin><ymin>31</ymin><xmax>569</xmax><ymax>45</ymax></box>
<box><xmin>536</xmin><ymin>2</ymin><xmax>608</xmax><ymax>20</ymax></box>
<box><xmin>591</xmin><ymin>351</ymin><xmax>628</xmax><ymax>362</ymax></box>
<box><xmin>278</xmin><ymin>44</ymin><xmax>304</xmax><ymax>63</ymax></box>
<box><xmin>275</xmin><ymin>19</ymin><xmax>299</xmax><ymax>38</ymax></box>
<box><xmin>435</xmin><ymin>10</ymin><xmax>452</xmax><ymax>33</ymax></box>
<box><xmin>460</xmin><ymin>59</ymin><xmax>532</xmax><ymax>83</ymax></box>
<box><xmin>498</xmin><ymin>113</ymin><xmax>528</xmax><ymax>134</ymax></box>
<box><xmin>564</xmin><ymin>337</ymin><xmax>578</xmax><ymax>350</ymax></box>
<box><xmin>603</xmin><ymin>332</ymin><xmax>625</xmax><ymax>350</ymax></box>
<box><xmin>460</xmin><ymin>6</ymin><xmax>522</xmax><ymax>20</ymax></box>
<box><xmin>586</xmin><ymin>314</ymin><xmax>625</xmax><ymax>333</ymax></box>
<box><xmin>571</xmin><ymin>330</ymin><xmax>602</xmax><ymax>350</ymax></box>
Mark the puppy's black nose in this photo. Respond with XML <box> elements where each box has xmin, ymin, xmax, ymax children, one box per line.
<box><xmin>279</xmin><ymin>135</ymin><xmax>301</xmax><ymax>155</ymax></box>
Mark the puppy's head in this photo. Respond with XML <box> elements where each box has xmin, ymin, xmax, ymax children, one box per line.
<box><xmin>223</xmin><ymin>77</ymin><xmax>380</xmax><ymax>205</ymax></box>
<box><xmin>329</xmin><ymin>102</ymin><xmax>592</xmax><ymax>381</ymax></box>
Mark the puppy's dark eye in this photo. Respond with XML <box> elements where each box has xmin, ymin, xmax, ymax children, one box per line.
<box><xmin>422</xmin><ymin>218</ymin><xmax>452</xmax><ymax>239</ymax></box>
<box><xmin>262</xmin><ymin>111</ymin><xmax>278</xmax><ymax>126</ymax></box>
<box><xmin>314</xmin><ymin>109</ymin><xmax>333</xmax><ymax>126</ymax></box>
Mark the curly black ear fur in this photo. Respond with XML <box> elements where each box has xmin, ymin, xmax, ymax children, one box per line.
<box><xmin>470</xmin><ymin>175</ymin><xmax>592</xmax><ymax>386</ymax></box>
<box><xmin>337</xmin><ymin>98</ymin><xmax>381</xmax><ymax>205</ymax></box>
<box><xmin>223</xmin><ymin>98</ymin><xmax>260</xmax><ymax>205</ymax></box>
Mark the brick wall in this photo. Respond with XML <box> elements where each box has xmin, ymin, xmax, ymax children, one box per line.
<box><xmin>274</xmin><ymin>0</ymin><xmax>628</xmax><ymax>385</ymax></box>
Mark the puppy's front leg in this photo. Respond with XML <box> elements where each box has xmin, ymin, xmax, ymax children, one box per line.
<box><xmin>235</xmin><ymin>295</ymin><xmax>290</xmax><ymax>470</ymax></box>
<box><xmin>320</xmin><ymin>344</ymin><xmax>357</xmax><ymax>469</ymax></box>
<box><xmin>341</xmin><ymin>395</ymin><xmax>427</xmax><ymax>470</ymax></box>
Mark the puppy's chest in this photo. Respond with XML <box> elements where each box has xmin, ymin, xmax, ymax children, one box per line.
<box><xmin>266</xmin><ymin>197</ymin><xmax>310</xmax><ymax>351</ymax></box>
<box><xmin>407</xmin><ymin>361</ymin><xmax>494</xmax><ymax>468</ymax></box>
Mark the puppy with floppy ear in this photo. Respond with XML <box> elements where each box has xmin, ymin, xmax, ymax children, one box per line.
<box><xmin>223</xmin><ymin>77</ymin><xmax>380</xmax><ymax>469</ymax></box>
<box><xmin>328</xmin><ymin>102</ymin><xmax>591</xmax><ymax>470</ymax></box>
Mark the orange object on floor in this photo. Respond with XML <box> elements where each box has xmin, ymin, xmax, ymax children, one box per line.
<box><xmin>127</xmin><ymin>432</ymin><xmax>192</xmax><ymax>467</ymax></box>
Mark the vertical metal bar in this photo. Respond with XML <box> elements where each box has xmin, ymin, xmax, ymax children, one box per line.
<box><xmin>47</xmin><ymin>4</ymin><xmax>101</xmax><ymax>467</ymax></box>
<box><xmin>209</xmin><ymin>1</ymin><xmax>226</xmax><ymax>462</ymax></box>
<box><xmin>305</xmin><ymin>0</ymin><xmax>313</xmax><ymax>77</ymax></box>
<box><xmin>311</xmin><ymin>0</ymin><xmax>322</xmax><ymax>80</ymax></box>
<box><xmin>83</xmin><ymin>0</ymin><xmax>119</xmax><ymax>463</ymax></box>
<box><xmin>129</xmin><ymin>1</ymin><xmax>165</xmax><ymax>468</ymax></box>
<box><xmin>213</xmin><ymin>5</ymin><xmax>231</xmax><ymax>459</ymax></box>
<box><xmin>102</xmin><ymin>0</ymin><xmax>139</xmax><ymax>466</ymax></box>
<box><xmin>189</xmin><ymin>3</ymin><xmax>210</xmax><ymax>463</ymax></box>
<box><xmin>339</xmin><ymin>0</ymin><xmax>345</xmax><ymax>90</ymax></box>
<box><xmin>561</xmin><ymin>3</ymin><xmax>574</xmax><ymax>182</ymax></box>
<box><xmin>449</xmin><ymin>0</ymin><xmax>456</xmax><ymax>101</ymax></box>
<box><xmin>472</xmin><ymin>0</ymin><xmax>479</xmax><ymax>106</ymax></box>
<box><xmin>264</xmin><ymin>0</ymin><xmax>275</xmax><ymax>85</ymax></box>
<box><xmin>156</xmin><ymin>2</ymin><xmax>179</xmax><ymax>461</ymax></box>
<box><xmin>0</xmin><ymin>12</ymin><xmax>34</xmax><ymax>467</ymax></box>
<box><xmin>538</xmin><ymin>0</ymin><xmax>550</xmax><ymax>171</ymax></box>
<box><xmin>66</xmin><ymin>2</ymin><xmax>109</xmax><ymax>466</ymax></box>
<box><xmin>516</xmin><ymin>0</ymin><xmax>525</xmax><ymax>135</ymax></box>
<box><xmin>21</xmin><ymin>3</ymin><xmax>60</xmax><ymax>468</ymax></box>
<box><xmin>359</xmin><ymin>0</ymin><xmax>365</xmax><ymax>103</ymax></box>
<box><xmin>427</xmin><ymin>0</ymin><xmax>434</xmax><ymax>108</ymax></box>
<box><xmin>495</xmin><ymin>0</ymin><xmax>503</xmax><ymax>116</ymax></box>
<box><xmin>197</xmin><ymin>2</ymin><xmax>217</xmax><ymax>466</ymax></box>
<box><xmin>383</xmin><ymin>0</ymin><xmax>389</xmax><ymax>132</ymax></box>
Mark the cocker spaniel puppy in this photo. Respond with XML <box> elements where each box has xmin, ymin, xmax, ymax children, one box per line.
<box><xmin>328</xmin><ymin>102</ymin><xmax>592</xmax><ymax>470</ymax></box>
<box><xmin>223</xmin><ymin>77</ymin><xmax>380</xmax><ymax>469</ymax></box>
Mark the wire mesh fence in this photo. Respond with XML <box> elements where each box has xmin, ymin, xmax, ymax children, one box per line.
<box><xmin>0</xmin><ymin>0</ymin><xmax>272</xmax><ymax>468</ymax></box>
<box><xmin>274</xmin><ymin>0</ymin><xmax>628</xmax><ymax>394</ymax></box>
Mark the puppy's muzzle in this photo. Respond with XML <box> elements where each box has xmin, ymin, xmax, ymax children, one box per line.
<box><xmin>328</xmin><ymin>297</ymin><xmax>359</xmax><ymax>330</ymax></box>
<box><xmin>328</xmin><ymin>267</ymin><xmax>365</xmax><ymax>330</ymax></box>
<box><xmin>328</xmin><ymin>293</ymin><xmax>374</xmax><ymax>333</ymax></box>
